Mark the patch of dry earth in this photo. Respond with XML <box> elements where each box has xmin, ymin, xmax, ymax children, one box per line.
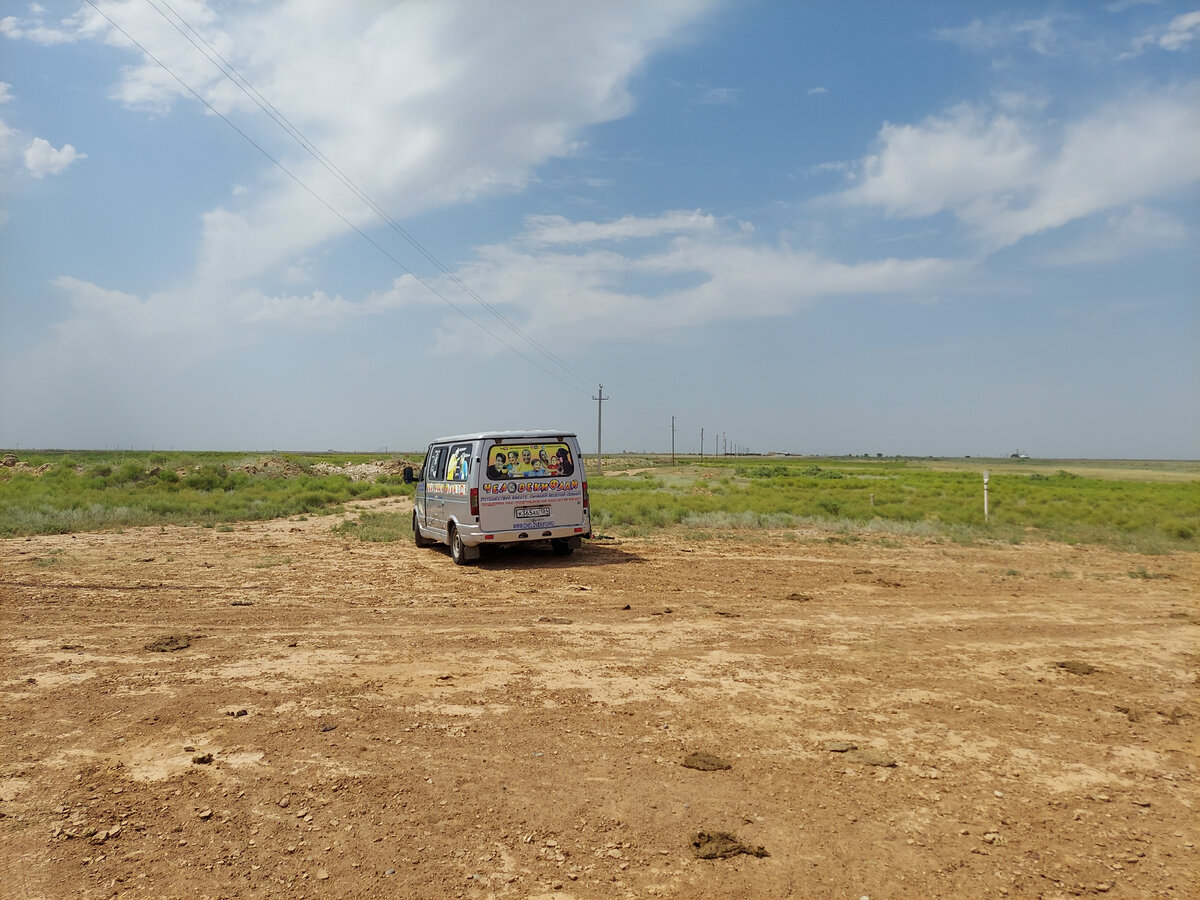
<box><xmin>1</xmin><ymin>498</ymin><xmax>1197</xmax><ymax>899</ymax></box>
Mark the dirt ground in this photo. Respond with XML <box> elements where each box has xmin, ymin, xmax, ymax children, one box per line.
<box><xmin>2</xmin><ymin>497</ymin><xmax>1197</xmax><ymax>900</ymax></box>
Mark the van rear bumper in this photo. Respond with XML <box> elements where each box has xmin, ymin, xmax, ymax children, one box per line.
<box><xmin>460</xmin><ymin>525</ymin><xmax>587</xmax><ymax>547</ymax></box>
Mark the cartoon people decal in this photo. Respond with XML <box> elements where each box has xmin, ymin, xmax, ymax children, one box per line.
<box><xmin>486</xmin><ymin>443</ymin><xmax>574</xmax><ymax>480</ymax></box>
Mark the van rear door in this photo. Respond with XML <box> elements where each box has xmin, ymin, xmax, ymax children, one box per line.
<box><xmin>478</xmin><ymin>438</ymin><xmax>585</xmax><ymax>536</ymax></box>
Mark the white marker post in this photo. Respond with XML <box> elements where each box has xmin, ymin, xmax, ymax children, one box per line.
<box><xmin>983</xmin><ymin>470</ymin><xmax>990</xmax><ymax>522</ymax></box>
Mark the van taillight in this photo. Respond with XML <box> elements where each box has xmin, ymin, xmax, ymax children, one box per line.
<box><xmin>582</xmin><ymin>481</ymin><xmax>589</xmax><ymax>510</ymax></box>
<box><xmin>470</xmin><ymin>488</ymin><xmax>479</xmax><ymax>517</ymax></box>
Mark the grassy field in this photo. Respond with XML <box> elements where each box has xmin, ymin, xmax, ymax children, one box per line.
<box><xmin>0</xmin><ymin>451</ymin><xmax>412</xmax><ymax>537</ymax></box>
<box><xmin>586</xmin><ymin>455</ymin><xmax>1198</xmax><ymax>552</ymax></box>
<box><xmin>2</xmin><ymin>450</ymin><xmax>1197</xmax><ymax>552</ymax></box>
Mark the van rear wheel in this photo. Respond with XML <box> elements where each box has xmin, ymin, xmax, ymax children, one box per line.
<box><xmin>449</xmin><ymin>526</ymin><xmax>470</xmax><ymax>566</ymax></box>
<box><xmin>551</xmin><ymin>538</ymin><xmax>574</xmax><ymax>557</ymax></box>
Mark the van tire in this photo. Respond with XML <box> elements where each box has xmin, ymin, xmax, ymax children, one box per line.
<box><xmin>449</xmin><ymin>526</ymin><xmax>470</xmax><ymax>566</ymax></box>
<box><xmin>413</xmin><ymin>512</ymin><xmax>430</xmax><ymax>547</ymax></box>
<box><xmin>551</xmin><ymin>538</ymin><xmax>574</xmax><ymax>557</ymax></box>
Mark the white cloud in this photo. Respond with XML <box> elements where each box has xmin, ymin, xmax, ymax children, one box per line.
<box><xmin>1159</xmin><ymin>10</ymin><xmax>1200</xmax><ymax>48</ymax></box>
<box><xmin>43</xmin><ymin>214</ymin><xmax>961</xmax><ymax>356</ymax></box>
<box><xmin>520</xmin><ymin>211</ymin><xmax>717</xmax><ymax>245</ymax></box>
<box><xmin>242</xmin><ymin>288</ymin><xmax>355</xmax><ymax>322</ymax></box>
<box><xmin>1040</xmin><ymin>205</ymin><xmax>1188</xmax><ymax>266</ymax></box>
<box><xmin>23</xmin><ymin>137</ymin><xmax>86</xmax><ymax>177</ymax></box>
<box><xmin>412</xmin><ymin>217</ymin><xmax>962</xmax><ymax>352</ymax></box>
<box><xmin>807</xmin><ymin>86</ymin><xmax>828</xmax><ymax>95</ymax></box>
<box><xmin>1126</xmin><ymin>9</ymin><xmax>1200</xmax><ymax>55</ymax></box>
<box><xmin>935</xmin><ymin>15</ymin><xmax>1060</xmax><ymax>55</ymax></box>
<box><xmin>1105</xmin><ymin>0</ymin><xmax>1159</xmax><ymax>12</ymax></box>
<box><xmin>4</xmin><ymin>1</ymin><xmax>716</xmax><ymax>284</ymax></box>
<box><xmin>837</xmin><ymin>105</ymin><xmax>1037</xmax><ymax>220</ymax></box>
<box><xmin>699</xmin><ymin>86</ymin><xmax>739</xmax><ymax>105</ymax></box>
<box><xmin>0</xmin><ymin>5</ymin><xmax>103</xmax><ymax>45</ymax></box>
<box><xmin>835</xmin><ymin>84</ymin><xmax>1200</xmax><ymax>249</ymax></box>
<box><xmin>0</xmin><ymin>82</ymin><xmax>12</xmax><ymax>104</ymax></box>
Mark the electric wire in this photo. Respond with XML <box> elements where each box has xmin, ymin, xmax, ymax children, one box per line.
<box><xmin>144</xmin><ymin>0</ymin><xmax>598</xmax><ymax>395</ymax></box>
<box><xmin>82</xmin><ymin>0</ymin><xmax>595</xmax><ymax>396</ymax></box>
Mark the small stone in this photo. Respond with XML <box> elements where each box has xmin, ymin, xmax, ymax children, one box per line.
<box><xmin>823</xmin><ymin>741</ymin><xmax>858</xmax><ymax>753</ymax></box>
<box><xmin>198</xmin><ymin>809</ymin><xmax>213</xmax><ymax>820</ymax></box>
<box><xmin>691</xmin><ymin>831</ymin><xmax>769</xmax><ymax>860</ymax></box>
<box><xmin>983</xmin><ymin>832</ymin><xmax>999</xmax><ymax>844</ymax></box>
<box><xmin>1055</xmin><ymin>660</ymin><xmax>1097</xmax><ymax>675</ymax></box>
<box><xmin>192</xmin><ymin>753</ymin><xmax>213</xmax><ymax>765</ymax></box>
<box><xmin>844</xmin><ymin>749</ymin><xmax>896</xmax><ymax>767</ymax></box>
<box><xmin>279</xmin><ymin>797</ymin><xmax>290</xmax><ymax>809</ymax></box>
<box><xmin>682</xmin><ymin>751</ymin><xmax>732</xmax><ymax>771</ymax></box>
<box><xmin>315</xmin><ymin>869</ymin><xmax>329</xmax><ymax>880</ymax></box>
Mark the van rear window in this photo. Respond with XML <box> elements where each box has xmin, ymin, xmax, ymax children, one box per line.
<box><xmin>486</xmin><ymin>443</ymin><xmax>574</xmax><ymax>480</ymax></box>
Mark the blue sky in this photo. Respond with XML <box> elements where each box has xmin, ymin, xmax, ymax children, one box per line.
<box><xmin>2</xmin><ymin>0</ymin><xmax>1197</xmax><ymax>457</ymax></box>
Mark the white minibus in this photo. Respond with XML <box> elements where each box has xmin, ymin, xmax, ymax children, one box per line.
<box><xmin>404</xmin><ymin>430</ymin><xmax>591</xmax><ymax>564</ymax></box>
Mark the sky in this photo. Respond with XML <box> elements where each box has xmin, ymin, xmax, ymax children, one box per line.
<box><xmin>1</xmin><ymin>0</ymin><xmax>1198</xmax><ymax>458</ymax></box>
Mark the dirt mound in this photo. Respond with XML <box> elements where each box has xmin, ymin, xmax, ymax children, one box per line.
<box><xmin>0</xmin><ymin>455</ymin><xmax>52</xmax><ymax>475</ymax></box>
<box><xmin>238</xmin><ymin>456</ymin><xmax>309</xmax><ymax>478</ymax></box>
<box><xmin>310</xmin><ymin>458</ymin><xmax>413</xmax><ymax>482</ymax></box>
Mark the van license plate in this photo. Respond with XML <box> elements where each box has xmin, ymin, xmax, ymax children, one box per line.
<box><xmin>515</xmin><ymin>505</ymin><xmax>551</xmax><ymax>519</ymax></box>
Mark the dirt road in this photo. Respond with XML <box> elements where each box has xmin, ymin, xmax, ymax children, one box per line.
<box><xmin>2</xmin><ymin>497</ymin><xmax>1197</xmax><ymax>899</ymax></box>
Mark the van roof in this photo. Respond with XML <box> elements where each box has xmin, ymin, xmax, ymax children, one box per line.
<box><xmin>430</xmin><ymin>430</ymin><xmax>579</xmax><ymax>444</ymax></box>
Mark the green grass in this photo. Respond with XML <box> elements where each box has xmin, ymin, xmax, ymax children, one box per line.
<box><xmin>0</xmin><ymin>450</ymin><xmax>413</xmax><ymax>536</ymax></box>
<box><xmin>587</xmin><ymin>456</ymin><xmax>1198</xmax><ymax>552</ymax></box>
<box><xmin>331</xmin><ymin>511</ymin><xmax>412</xmax><ymax>543</ymax></box>
<box><xmin>3</xmin><ymin>451</ymin><xmax>1197</xmax><ymax>552</ymax></box>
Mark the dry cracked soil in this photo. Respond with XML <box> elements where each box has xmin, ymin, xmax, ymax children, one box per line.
<box><xmin>2</xmin><ymin>496</ymin><xmax>1197</xmax><ymax>899</ymax></box>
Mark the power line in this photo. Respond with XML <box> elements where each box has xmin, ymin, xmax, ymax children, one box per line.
<box><xmin>83</xmin><ymin>0</ymin><xmax>594</xmax><ymax>398</ymax></box>
<box><xmin>141</xmin><ymin>0</ymin><xmax>596</xmax><ymax>395</ymax></box>
<box><xmin>87</xmin><ymin>0</ymin><xmax>679</xmax><ymax>444</ymax></box>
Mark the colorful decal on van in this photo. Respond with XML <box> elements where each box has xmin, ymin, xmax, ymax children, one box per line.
<box><xmin>485</xmin><ymin>443</ymin><xmax>574</xmax><ymax>480</ymax></box>
<box><xmin>481</xmin><ymin>479</ymin><xmax>579</xmax><ymax>495</ymax></box>
<box><xmin>427</xmin><ymin>482</ymin><xmax>468</xmax><ymax>496</ymax></box>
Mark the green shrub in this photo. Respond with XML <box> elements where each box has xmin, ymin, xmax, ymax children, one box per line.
<box><xmin>182</xmin><ymin>465</ymin><xmax>227</xmax><ymax>491</ymax></box>
<box><xmin>332</xmin><ymin>511</ymin><xmax>410</xmax><ymax>542</ymax></box>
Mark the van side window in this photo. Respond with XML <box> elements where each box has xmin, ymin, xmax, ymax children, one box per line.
<box><xmin>446</xmin><ymin>444</ymin><xmax>472</xmax><ymax>482</ymax></box>
<box><xmin>426</xmin><ymin>446</ymin><xmax>448</xmax><ymax>482</ymax></box>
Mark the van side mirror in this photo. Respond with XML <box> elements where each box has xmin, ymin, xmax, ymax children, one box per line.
<box><xmin>403</xmin><ymin>466</ymin><xmax>419</xmax><ymax>484</ymax></box>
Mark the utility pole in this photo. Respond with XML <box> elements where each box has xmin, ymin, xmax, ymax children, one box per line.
<box><xmin>671</xmin><ymin>416</ymin><xmax>676</xmax><ymax>465</ymax></box>
<box><xmin>593</xmin><ymin>384</ymin><xmax>609</xmax><ymax>474</ymax></box>
<box><xmin>700</xmin><ymin>427</ymin><xmax>704</xmax><ymax>459</ymax></box>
